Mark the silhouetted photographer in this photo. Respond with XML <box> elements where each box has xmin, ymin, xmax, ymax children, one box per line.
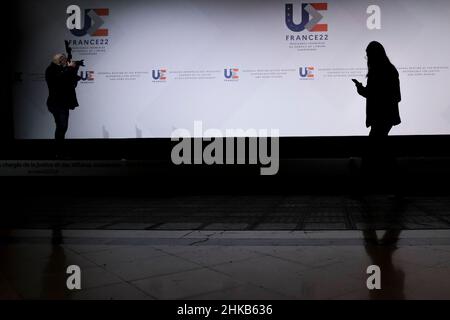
<box><xmin>45</xmin><ymin>41</ymin><xmax>83</xmax><ymax>143</ymax></box>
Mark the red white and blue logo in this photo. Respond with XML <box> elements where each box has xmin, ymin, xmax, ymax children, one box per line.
<box><xmin>80</xmin><ymin>71</ymin><xmax>95</xmax><ymax>82</ymax></box>
<box><xmin>66</xmin><ymin>5</ymin><xmax>109</xmax><ymax>37</ymax></box>
<box><xmin>224</xmin><ymin>68</ymin><xmax>239</xmax><ymax>81</ymax></box>
<box><xmin>152</xmin><ymin>69</ymin><xmax>167</xmax><ymax>82</ymax></box>
<box><xmin>299</xmin><ymin>67</ymin><xmax>315</xmax><ymax>79</ymax></box>
<box><xmin>285</xmin><ymin>3</ymin><xmax>328</xmax><ymax>32</ymax></box>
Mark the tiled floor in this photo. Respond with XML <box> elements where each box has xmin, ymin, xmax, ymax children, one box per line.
<box><xmin>1</xmin><ymin>229</ymin><xmax>450</xmax><ymax>299</ymax></box>
<box><xmin>3</xmin><ymin>195</ymin><xmax>450</xmax><ymax>231</ymax></box>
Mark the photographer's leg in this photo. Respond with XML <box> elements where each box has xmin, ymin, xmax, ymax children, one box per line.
<box><xmin>51</xmin><ymin>109</ymin><xmax>70</xmax><ymax>159</ymax></box>
<box><xmin>53</xmin><ymin>109</ymin><xmax>69</xmax><ymax>140</ymax></box>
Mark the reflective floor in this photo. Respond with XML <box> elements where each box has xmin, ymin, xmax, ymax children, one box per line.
<box><xmin>4</xmin><ymin>195</ymin><xmax>450</xmax><ymax>231</ymax></box>
<box><xmin>2</xmin><ymin>229</ymin><xmax>450</xmax><ymax>300</ymax></box>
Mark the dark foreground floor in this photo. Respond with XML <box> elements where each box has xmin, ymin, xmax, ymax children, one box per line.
<box><xmin>2</xmin><ymin>195</ymin><xmax>450</xmax><ymax>231</ymax></box>
<box><xmin>2</xmin><ymin>229</ymin><xmax>450</xmax><ymax>299</ymax></box>
<box><xmin>2</xmin><ymin>195</ymin><xmax>450</xmax><ymax>299</ymax></box>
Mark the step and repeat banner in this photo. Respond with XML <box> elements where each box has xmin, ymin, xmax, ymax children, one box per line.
<box><xmin>12</xmin><ymin>0</ymin><xmax>450</xmax><ymax>138</ymax></box>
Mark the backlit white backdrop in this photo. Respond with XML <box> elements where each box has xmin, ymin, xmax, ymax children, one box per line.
<box><xmin>12</xmin><ymin>0</ymin><xmax>450</xmax><ymax>138</ymax></box>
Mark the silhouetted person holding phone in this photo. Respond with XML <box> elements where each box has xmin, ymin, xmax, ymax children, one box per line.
<box><xmin>352</xmin><ymin>41</ymin><xmax>402</xmax><ymax>194</ymax></box>
<box><xmin>45</xmin><ymin>53</ymin><xmax>81</xmax><ymax>142</ymax></box>
<box><xmin>352</xmin><ymin>41</ymin><xmax>401</xmax><ymax>135</ymax></box>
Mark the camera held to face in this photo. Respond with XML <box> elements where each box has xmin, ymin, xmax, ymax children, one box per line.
<box><xmin>64</xmin><ymin>40</ymin><xmax>85</xmax><ymax>68</ymax></box>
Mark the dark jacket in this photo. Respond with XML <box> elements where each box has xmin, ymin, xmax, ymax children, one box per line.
<box><xmin>357</xmin><ymin>66</ymin><xmax>401</xmax><ymax>128</ymax></box>
<box><xmin>45</xmin><ymin>63</ymin><xmax>81</xmax><ymax>111</ymax></box>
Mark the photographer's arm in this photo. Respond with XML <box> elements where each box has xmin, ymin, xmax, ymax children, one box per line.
<box><xmin>56</xmin><ymin>64</ymin><xmax>81</xmax><ymax>89</ymax></box>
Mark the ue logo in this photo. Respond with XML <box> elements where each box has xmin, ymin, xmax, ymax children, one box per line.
<box><xmin>299</xmin><ymin>67</ymin><xmax>314</xmax><ymax>78</ymax></box>
<box><xmin>80</xmin><ymin>71</ymin><xmax>95</xmax><ymax>81</ymax></box>
<box><xmin>286</xmin><ymin>3</ymin><xmax>328</xmax><ymax>32</ymax></box>
<box><xmin>224</xmin><ymin>68</ymin><xmax>239</xmax><ymax>80</ymax></box>
<box><xmin>152</xmin><ymin>69</ymin><xmax>167</xmax><ymax>81</ymax></box>
<box><xmin>66</xmin><ymin>5</ymin><xmax>109</xmax><ymax>37</ymax></box>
